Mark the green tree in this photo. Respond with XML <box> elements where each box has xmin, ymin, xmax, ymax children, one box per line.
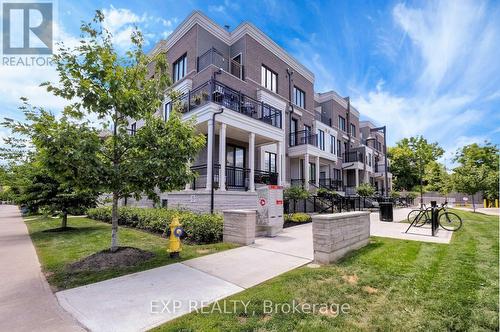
<box><xmin>356</xmin><ymin>183</ymin><xmax>375</xmax><ymax>197</ymax></box>
<box><xmin>42</xmin><ymin>11</ymin><xmax>204</xmax><ymax>250</ymax></box>
<box><xmin>423</xmin><ymin>161</ymin><xmax>453</xmax><ymax>197</ymax></box>
<box><xmin>454</xmin><ymin>142</ymin><xmax>499</xmax><ymax>201</ymax></box>
<box><xmin>388</xmin><ymin>136</ymin><xmax>444</xmax><ymax>204</ymax></box>
<box><xmin>452</xmin><ymin>164</ymin><xmax>490</xmax><ymax>212</ymax></box>
<box><xmin>1</xmin><ymin>102</ymin><xmax>101</xmax><ymax>228</ymax></box>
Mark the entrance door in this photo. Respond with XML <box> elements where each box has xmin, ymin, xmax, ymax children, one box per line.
<box><xmin>226</xmin><ymin>145</ymin><xmax>246</xmax><ymax>188</ymax></box>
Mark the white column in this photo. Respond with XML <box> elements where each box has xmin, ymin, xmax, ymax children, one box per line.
<box><xmin>304</xmin><ymin>153</ymin><xmax>310</xmax><ymax>190</ymax></box>
<box><xmin>277</xmin><ymin>141</ymin><xmax>282</xmax><ymax>186</ymax></box>
<box><xmin>206</xmin><ymin>119</ymin><xmax>213</xmax><ymax>190</ymax></box>
<box><xmin>218</xmin><ymin>123</ymin><xmax>226</xmax><ymax>191</ymax></box>
<box><xmin>249</xmin><ymin>132</ymin><xmax>255</xmax><ymax>192</ymax></box>
<box><xmin>185</xmin><ymin>160</ymin><xmax>192</xmax><ymax>190</ymax></box>
<box><xmin>315</xmin><ymin>156</ymin><xmax>320</xmax><ymax>186</ymax></box>
<box><xmin>355</xmin><ymin>169</ymin><xmax>359</xmax><ymax>187</ymax></box>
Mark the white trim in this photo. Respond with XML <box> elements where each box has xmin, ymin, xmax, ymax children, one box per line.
<box><xmin>150</xmin><ymin>11</ymin><xmax>315</xmax><ymax>83</ymax></box>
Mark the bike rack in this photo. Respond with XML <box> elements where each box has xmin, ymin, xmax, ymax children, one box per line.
<box><xmin>405</xmin><ymin>201</ymin><xmax>439</xmax><ymax>236</ymax></box>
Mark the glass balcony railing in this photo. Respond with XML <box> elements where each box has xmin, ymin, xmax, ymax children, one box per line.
<box><xmin>197</xmin><ymin>48</ymin><xmax>243</xmax><ymax>80</ymax></box>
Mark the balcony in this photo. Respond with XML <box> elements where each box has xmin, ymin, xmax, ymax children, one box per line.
<box><xmin>197</xmin><ymin>48</ymin><xmax>243</xmax><ymax>80</ymax></box>
<box><xmin>343</xmin><ymin>150</ymin><xmax>364</xmax><ymax>163</ymax></box>
<box><xmin>176</xmin><ymin>79</ymin><xmax>282</xmax><ymax>129</ymax></box>
<box><xmin>315</xmin><ymin>113</ymin><xmax>332</xmax><ymax>127</ymax></box>
<box><xmin>190</xmin><ymin>164</ymin><xmax>278</xmax><ymax>191</ymax></box>
<box><xmin>319</xmin><ymin>178</ymin><xmax>343</xmax><ymax>191</ymax></box>
<box><xmin>289</xmin><ymin>130</ymin><xmax>318</xmax><ymax>147</ymax></box>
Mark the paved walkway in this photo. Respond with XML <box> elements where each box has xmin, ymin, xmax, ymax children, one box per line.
<box><xmin>0</xmin><ymin>205</ymin><xmax>84</xmax><ymax>332</ymax></box>
<box><xmin>56</xmin><ymin>223</ymin><xmax>313</xmax><ymax>332</ymax></box>
<box><xmin>453</xmin><ymin>207</ymin><xmax>500</xmax><ymax>216</ymax></box>
<box><xmin>370</xmin><ymin>208</ymin><xmax>453</xmax><ymax>244</ymax></box>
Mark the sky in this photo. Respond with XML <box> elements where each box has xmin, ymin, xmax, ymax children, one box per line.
<box><xmin>1</xmin><ymin>0</ymin><xmax>499</xmax><ymax>167</ymax></box>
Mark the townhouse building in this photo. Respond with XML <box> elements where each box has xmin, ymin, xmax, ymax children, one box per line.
<box><xmin>128</xmin><ymin>11</ymin><xmax>391</xmax><ymax>211</ymax></box>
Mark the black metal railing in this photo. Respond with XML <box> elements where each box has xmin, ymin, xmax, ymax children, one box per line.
<box><xmin>197</xmin><ymin>48</ymin><xmax>243</xmax><ymax>80</ymax></box>
<box><xmin>318</xmin><ymin>178</ymin><xmax>343</xmax><ymax>191</ymax></box>
<box><xmin>190</xmin><ymin>164</ymin><xmax>220</xmax><ymax>190</ymax></box>
<box><xmin>175</xmin><ymin>79</ymin><xmax>282</xmax><ymax>129</ymax></box>
<box><xmin>290</xmin><ymin>178</ymin><xmax>305</xmax><ymax>188</ymax></box>
<box><xmin>343</xmin><ymin>150</ymin><xmax>364</xmax><ymax>163</ymax></box>
<box><xmin>254</xmin><ymin>169</ymin><xmax>278</xmax><ymax>185</ymax></box>
<box><xmin>191</xmin><ymin>164</ymin><xmax>277</xmax><ymax>190</ymax></box>
<box><xmin>289</xmin><ymin>130</ymin><xmax>318</xmax><ymax>147</ymax></box>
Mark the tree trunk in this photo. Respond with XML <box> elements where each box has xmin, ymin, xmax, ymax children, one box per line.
<box><xmin>471</xmin><ymin>195</ymin><xmax>476</xmax><ymax>213</ymax></box>
<box><xmin>111</xmin><ymin>192</ymin><xmax>119</xmax><ymax>252</ymax></box>
<box><xmin>61</xmin><ymin>211</ymin><xmax>68</xmax><ymax>229</ymax></box>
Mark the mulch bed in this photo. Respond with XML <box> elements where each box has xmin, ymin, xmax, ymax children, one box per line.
<box><xmin>66</xmin><ymin>246</ymin><xmax>155</xmax><ymax>272</ymax></box>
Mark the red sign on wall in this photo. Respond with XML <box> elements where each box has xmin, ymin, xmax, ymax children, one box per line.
<box><xmin>275</xmin><ymin>200</ymin><xmax>283</xmax><ymax>205</ymax></box>
<box><xmin>259</xmin><ymin>198</ymin><xmax>267</xmax><ymax>206</ymax></box>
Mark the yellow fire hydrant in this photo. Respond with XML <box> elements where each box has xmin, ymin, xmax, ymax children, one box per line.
<box><xmin>166</xmin><ymin>216</ymin><xmax>185</xmax><ymax>258</ymax></box>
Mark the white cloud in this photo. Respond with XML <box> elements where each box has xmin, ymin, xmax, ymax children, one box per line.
<box><xmin>353</xmin><ymin>0</ymin><xmax>500</xmax><ymax>153</ymax></box>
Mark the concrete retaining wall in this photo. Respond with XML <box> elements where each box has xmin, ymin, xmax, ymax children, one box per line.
<box><xmin>165</xmin><ymin>191</ymin><xmax>258</xmax><ymax>213</ymax></box>
<box><xmin>222</xmin><ymin>210</ymin><xmax>256</xmax><ymax>245</ymax></box>
<box><xmin>312</xmin><ymin>211</ymin><xmax>370</xmax><ymax>264</ymax></box>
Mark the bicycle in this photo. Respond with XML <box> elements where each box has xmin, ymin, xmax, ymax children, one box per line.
<box><xmin>407</xmin><ymin>202</ymin><xmax>463</xmax><ymax>231</ymax></box>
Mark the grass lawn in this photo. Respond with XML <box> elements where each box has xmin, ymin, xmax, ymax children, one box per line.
<box><xmin>156</xmin><ymin>209</ymin><xmax>499</xmax><ymax>331</ymax></box>
<box><xmin>25</xmin><ymin>216</ymin><xmax>236</xmax><ymax>291</ymax></box>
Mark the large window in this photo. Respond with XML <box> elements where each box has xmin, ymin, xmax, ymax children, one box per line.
<box><xmin>337</xmin><ymin>139</ymin><xmax>342</xmax><ymax>157</ymax></box>
<box><xmin>330</xmin><ymin>135</ymin><xmax>335</xmax><ymax>154</ymax></box>
<box><xmin>338</xmin><ymin>116</ymin><xmax>346</xmax><ymax>131</ymax></box>
<box><xmin>293</xmin><ymin>86</ymin><xmax>305</xmax><ymax>108</ymax></box>
<box><xmin>261</xmin><ymin>65</ymin><xmax>277</xmax><ymax>93</ymax></box>
<box><xmin>304</xmin><ymin>125</ymin><xmax>311</xmax><ymax>136</ymax></box>
<box><xmin>173</xmin><ymin>54</ymin><xmax>187</xmax><ymax>83</ymax></box>
<box><xmin>318</xmin><ymin>129</ymin><xmax>325</xmax><ymax>151</ymax></box>
<box><xmin>130</xmin><ymin>122</ymin><xmax>136</xmax><ymax>136</ymax></box>
<box><xmin>264</xmin><ymin>152</ymin><xmax>277</xmax><ymax>173</ymax></box>
<box><xmin>350</xmin><ymin>123</ymin><xmax>356</xmax><ymax>137</ymax></box>
<box><xmin>164</xmin><ymin>102</ymin><xmax>171</xmax><ymax>121</ymax></box>
<box><xmin>309</xmin><ymin>162</ymin><xmax>316</xmax><ymax>182</ymax></box>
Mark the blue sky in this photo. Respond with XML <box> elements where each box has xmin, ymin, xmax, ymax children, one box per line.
<box><xmin>1</xmin><ymin>0</ymin><xmax>499</xmax><ymax>166</ymax></box>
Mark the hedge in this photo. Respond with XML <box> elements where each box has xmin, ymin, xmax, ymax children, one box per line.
<box><xmin>86</xmin><ymin>207</ymin><xmax>223</xmax><ymax>244</ymax></box>
<box><xmin>284</xmin><ymin>212</ymin><xmax>311</xmax><ymax>223</ymax></box>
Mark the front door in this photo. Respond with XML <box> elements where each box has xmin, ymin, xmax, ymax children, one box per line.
<box><xmin>226</xmin><ymin>145</ymin><xmax>246</xmax><ymax>188</ymax></box>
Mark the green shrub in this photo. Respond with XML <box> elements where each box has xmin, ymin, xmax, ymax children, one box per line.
<box><xmin>285</xmin><ymin>213</ymin><xmax>311</xmax><ymax>223</ymax></box>
<box><xmin>284</xmin><ymin>186</ymin><xmax>310</xmax><ymax>200</ymax></box>
<box><xmin>356</xmin><ymin>183</ymin><xmax>376</xmax><ymax>197</ymax></box>
<box><xmin>86</xmin><ymin>207</ymin><xmax>223</xmax><ymax>244</ymax></box>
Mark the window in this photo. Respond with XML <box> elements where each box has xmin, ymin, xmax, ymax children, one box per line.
<box><xmin>304</xmin><ymin>125</ymin><xmax>311</xmax><ymax>136</ymax></box>
<box><xmin>334</xmin><ymin>168</ymin><xmax>341</xmax><ymax>180</ymax></box>
<box><xmin>337</xmin><ymin>139</ymin><xmax>342</xmax><ymax>157</ymax></box>
<box><xmin>293</xmin><ymin>86</ymin><xmax>305</xmax><ymax>108</ymax></box>
<box><xmin>173</xmin><ymin>54</ymin><xmax>187</xmax><ymax>83</ymax></box>
<box><xmin>330</xmin><ymin>135</ymin><xmax>335</xmax><ymax>154</ymax></box>
<box><xmin>309</xmin><ymin>162</ymin><xmax>316</xmax><ymax>182</ymax></box>
<box><xmin>350</xmin><ymin>123</ymin><xmax>356</xmax><ymax>137</ymax></box>
<box><xmin>261</xmin><ymin>65</ymin><xmax>277</xmax><ymax>93</ymax></box>
<box><xmin>368</xmin><ymin>153</ymin><xmax>372</xmax><ymax>167</ymax></box>
<box><xmin>338</xmin><ymin>116</ymin><xmax>346</xmax><ymax>131</ymax></box>
<box><xmin>318</xmin><ymin>129</ymin><xmax>325</xmax><ymax>150</ymax></box>
<box><xmin>130</xmin><ymin>122</ymin><xmax>136</xmax><ymax>136</ymax></box>
<box><xmin>290</xmin><ymin>118</ymin><xmax>298</xmax><ymax>146</ymax></box>
<box><xmin>264</xmin><ymin>152</ymin><xmax>277</xmax><ymax>173</ymax></box>
<box><xmin>231</xmin><ymin>54</ymin><xmax>242</xmax><ymax>79</ymax></box>
<box><xmin>164</xmin><ymin>102</ymin><xmax>171</xmax><ymax>120</ymax></box>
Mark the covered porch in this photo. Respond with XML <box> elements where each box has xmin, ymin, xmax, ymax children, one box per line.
<box><xmin>185</xmin><ymin>105</ymin><xmax>285</xmax><ymax>192</ymax></box>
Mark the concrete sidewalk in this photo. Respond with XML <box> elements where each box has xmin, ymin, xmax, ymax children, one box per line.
<box><xmin>370</xmin><ymin>208</ymin><xmax>453</xmax><ymax>244</ymax></box>
<box><xmin>453</xmin><ymin>207</ymin><xmax>500</xmax><ymax>216</ymax></box>
<box><xmin>56</xmin><ymin>224</ymin><xmax>313</xmax><ymax>332</ymax></box>
<box><xmin>0</xmin><ymin>205</ymin><xmax>84</xmax><ymax>332</ymax></box>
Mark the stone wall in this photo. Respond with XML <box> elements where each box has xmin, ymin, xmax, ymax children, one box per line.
<box><xmin>222</xmin><ymin>210</ymin><xmax>256</xmax><ymax>245</ymax></box>
<box><xmin>165</xmin><ymin>191</ymin><xmax>258</xmax><ymax>213</ymax></box>
<box><xmin>312</xmin><ymin>211</ymin><xmax>370</xmax><ymax>264</ymax></box>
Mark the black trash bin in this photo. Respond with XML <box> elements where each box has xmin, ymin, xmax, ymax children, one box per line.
<box><xmin>379</xmin><ymin>202</ymin><xmax>393</xmax><ymax>222</ymax></box>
